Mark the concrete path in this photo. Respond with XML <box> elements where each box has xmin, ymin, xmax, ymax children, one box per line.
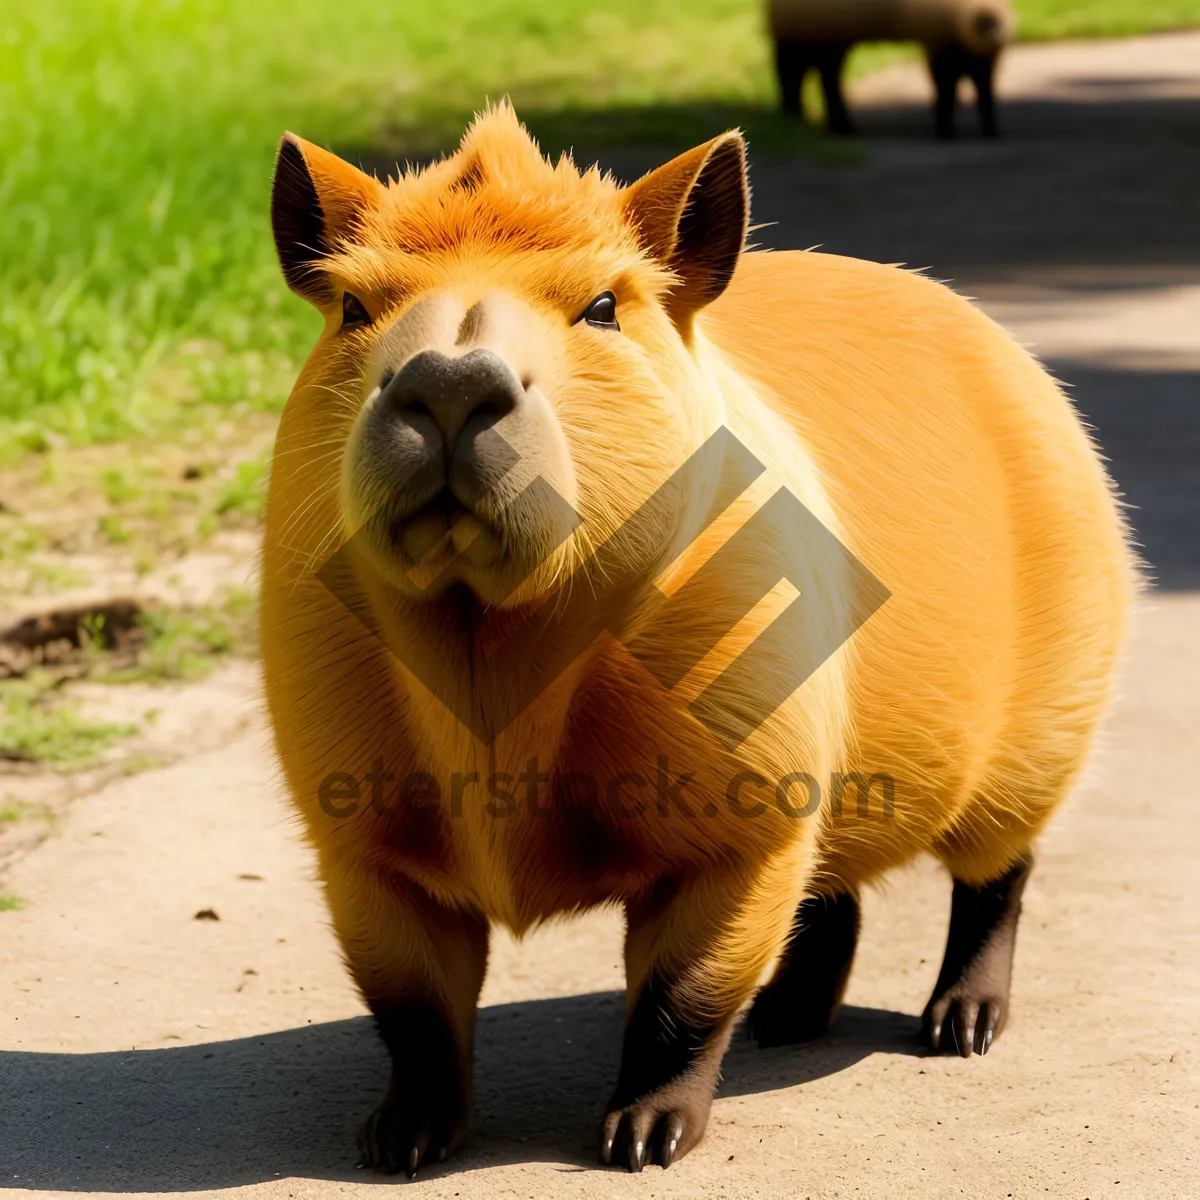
<box><xmin>3</xmin><ymin>32</ymin><xmax>1199</xmax><ymax>1200</ymax></box>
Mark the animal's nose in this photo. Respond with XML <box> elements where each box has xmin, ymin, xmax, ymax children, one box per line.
<box><xmin>379</xmin><ymin>348</ymin><xmax>521</xmax><ymax>452</ymax></box>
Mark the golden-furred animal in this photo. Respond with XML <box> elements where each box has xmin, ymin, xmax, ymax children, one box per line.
<box><xmin>262</xmin><ymin>104</ymin><xmax>1134</xmax><ymax>1176</ymax></box>
<box><xmin>767</xmin><ymin>0</ymin><xmax>1015</xmax><ymax>136</ymax></box>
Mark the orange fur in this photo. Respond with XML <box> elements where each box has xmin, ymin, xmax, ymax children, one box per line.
<box><xmin>261</xmin><ymin>104</ymin><xmax>1134</xmax><ymax>1167</ymax></box>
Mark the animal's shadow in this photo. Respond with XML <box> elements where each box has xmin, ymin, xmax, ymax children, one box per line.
<box><xmin>1</xmin><ymin>995</ymin><xmax>919</xmax><ymax>1191</ymax></box>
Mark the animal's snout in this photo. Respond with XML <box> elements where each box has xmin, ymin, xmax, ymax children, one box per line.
<box><xmin>342</xmin><ymin>291</ymin><xmax>577</xmax><ymax>594</ymax></box>
<box><xmin>352</xmin><ymin>345</ymin><xmax>530</xmax><ymax>544</ymax></box>
<box><xmin>380</xmin><ymin>348</ymin><xmax>522</xmax><ymax>454</ymax></box>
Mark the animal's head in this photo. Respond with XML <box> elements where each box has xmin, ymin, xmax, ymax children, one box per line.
<box><xmin>959</xmin><ymin>0</ymin><xmax>1015</xmax><ymax>55</ymax></box>
<box><xmin>267</xmin><ymin>105</ymin><xmax>748</xmax><ymax>612</ymax></box>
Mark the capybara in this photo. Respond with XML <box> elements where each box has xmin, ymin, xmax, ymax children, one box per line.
<box><xmin>262</xmin><ymin>105</ymin><xmax>1134</xmax><ymax>1175</ymax></box>
<box><xmin>767</xmin><ymin>0</ymin><xmax>1015</xmax><ymax>136</ymax></box>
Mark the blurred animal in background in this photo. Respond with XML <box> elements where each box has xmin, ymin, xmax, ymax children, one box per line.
<box><xmin>767</xmin><ymin>0</ymin><xmax>1015</xmax><ymax>136</ymax></box>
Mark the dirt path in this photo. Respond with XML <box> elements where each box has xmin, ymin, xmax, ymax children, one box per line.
<box><xmin>3</xmin><ymin>33</ymin><xmax>1199</xmax><ymax>1200</ymax></box>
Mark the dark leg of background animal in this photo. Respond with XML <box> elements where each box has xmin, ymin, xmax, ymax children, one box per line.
<box><xmin>747</xmin><ymin>891</ymin><xmax>860</xmax><ymax>1045</ymax></box>
<box><xmin>923</xmin><ymin>853</ymin><xmax>1032</xmax><ymax>1056</ymax></box>
<box><xmin>928</xmin><ymin>44</ymin><xmax>966</xmax><ymax>139</ymax></box>
<box><xmin>815</xmin><ymin>45</ymin><xmax>854</xmax><ymax>135</ymax></box>
<box><xmin>969</xmin><ymin>52</ymin><xmax>1000</xmax><ymax>136</ymax></box>
<box><xmin>774</xmin><ymin>41</ymin><xmax>810</xmax><ymax>118</ymax></box>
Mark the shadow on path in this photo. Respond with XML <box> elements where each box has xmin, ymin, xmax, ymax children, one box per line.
<box><xmin>1050</xmin><ymin>362</ymin><xmax>1200</xmax><ymax>591</ymax></box>
<box><xmin>0</xmin><ymin>996</ymin><xmax>918</xmax><ymax>1191</ymax></box>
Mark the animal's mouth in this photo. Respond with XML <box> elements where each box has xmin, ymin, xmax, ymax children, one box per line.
<box><xmin>383</xmin><ymin>486</ymin><xmax>508</xmax><ymax>591</ymax></box>
<box><xmin>341</xmin><ymin>336</ymin><xmax>580</xmax><ymax>606</ymax></box>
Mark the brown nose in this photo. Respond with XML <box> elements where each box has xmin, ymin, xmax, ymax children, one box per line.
<box><xmin>380</xmin><ymin>348</ymin><xmax>522</xmax><ymax>452</ymax></box>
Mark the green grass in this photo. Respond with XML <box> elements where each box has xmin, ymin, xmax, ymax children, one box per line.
<box><xmin>1</xmin><ymin>798</ymin><xmax>55</xmax><ymax>823</ymax></box>
<box><xmin>3</xmin><ymin>0</ymin><xmax>1198</xmax><ymax>460</ymax></box>
<box><xmin>214</xmin><ymin>454</ymin><xmax>269</xmax><ymax>520</ymax></box>
<box><xmin>0</xmin><ymin>677</ymin><xmax>139</xmax><ymax>767</ymax></box>
<box><xmin>1017</xmin><ymin>0</ymin><xmax>1200</xmax><ymax>38</ymax></box>
<box><xmin>0</xmin><ymin>592</ymin><xmax>255</xmax><ymax>766</ymax></box>
<box><xmin>0</xmin><ymin>896</ymin><xmax>26</xmax><ymax>913</ymax></box>
<box><xmin>115</xmin><ymin>598</ymin><xmax>254</xmax><ymax>682</ymax></box>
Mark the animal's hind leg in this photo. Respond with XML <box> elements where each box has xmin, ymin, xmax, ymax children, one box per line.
<box><xmin>923</xmin><ymin>853</ymin><xmax>1032</xmax><ymax>1056</ymax></box>
<box><xmin>928</xmin><ymin>44</ymin><xmax>965</xmax><ymax>138</ymax></box>
<box><xmin>774</xmin><ymin>40</ymin><xmax>811</xmax><ymax>119</ymax></box>
<box><xmin>747</xmin><ymin>891</ymin><xmax>860</xmax><ymax>1046</ymax></box>
<box><xmin>816</xmin><ymin>45</ymin><xmax>854</xmax><ymax>135</ymax></box>
<box><xmin>969</xmin><ymin>52</ymin><xmax>1000</xmax><ymax>137</ymax></box>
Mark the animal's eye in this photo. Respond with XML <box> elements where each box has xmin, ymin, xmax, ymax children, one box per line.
<box><xmin>341</xmin><ymin>292</ymin><xmax>371</xmax><ymax>329</ymax></box>
<box><xmin>576</xmin><ymin>291</ymin><xmax>620</xmax><ymax>332</ymax></box>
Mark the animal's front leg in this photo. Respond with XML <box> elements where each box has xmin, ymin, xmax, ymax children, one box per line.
<box><xmin>601</xmin><ymin>969</ymin><xmax>732</xmax><ymax>1172</ymax></box>
<box><xmin>601</xmin><ymin>860</ymin><xmax>800</xmax><ymax>1171</ymax></box>
<box><xmin>321</xmin><ymin>854</ymin><xmax>488</xmax><ymax>1176</ymax></box>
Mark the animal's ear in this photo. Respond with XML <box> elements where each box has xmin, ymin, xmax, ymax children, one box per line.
<box><xmin>622</xmin><ymin>132</ymin><xmax>749</xmax><ymax>329</ymax></box>
<box><xmin>271</xmin><ymin>132</ymin><xmax>384</xmax><ymax>306</ymax></box>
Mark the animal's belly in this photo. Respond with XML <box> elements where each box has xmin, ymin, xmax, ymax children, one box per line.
<box><xmin>375</xmin><ymin>796</ymin><xmax>661</xmax><ymax>932</ymax></box>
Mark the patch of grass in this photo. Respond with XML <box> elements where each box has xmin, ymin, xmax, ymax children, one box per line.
<box><xmin>4</xmin><ymin>0</ymin><xmax>1199</xmax><ymax>459</ymax></box>
<box><xmin>1017</xmin><ymin>0</ymin><xmax>1200</xmax><ymax>39</ymax></box>
<box><xmin>107</xmin><ymin>591</ymin><xmax>259</xmax><ymax>683</ymax></box>
<box><xmin>0</xmin><ymin>676</ymin><xmax>139</xmax><ymax>768</ymax></box>
<box><xmin>0</xmin><ymin>519</ymin><xmax>44</xmax><ymax>562</ymax></box>
<box><xmin>97</xmin><ymin>513</ymin><xmax>131</xmax><ymax>545</ymax></box>
<box><xmin>215</xmin><ymin>455</ymin><xmax>269</xmax><ymax>520</ymax></box>
<box><xmin>1</xmin><ymin>798</ymin><xmax>55</xmax><ymax>823</ymax></box>
<box><xmin>79</xmin><ymin>612</ymin><xmax>111</xmax><ymax>651</ymax></box>
<box><xmin>128</xmin><ymin>610</ymin><xmax>233</xmax><ymax>681</ymax></box>
<box><xmin>0</xmin><ymin>896</ymin><xmax>26</xmax><ymax>912</ymax></box>
<box><xmin>0</xmin><ymin>511</ymin><xmax>90</xmax><ymax>596</ymax></box>
<box><xmin>23</xmin><ymin>560</ymin><xmax>93</xmax><ymax>594</ymax></box>
<box><xmin>100</xmin><ymin>467</ymin><xmax>140</xmax><ymax>506</ymax></box>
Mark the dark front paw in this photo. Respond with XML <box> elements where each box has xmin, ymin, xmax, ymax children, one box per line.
<box><xmin>600</xmin><ymin>1077</ymin><xmax>712</xmax><ymax>1172</ymax></box>
<box><xmin>599</xmin><ymin>972</ymin><xmax>726</xmax><ymax>1171</ymax></box>
<box><xmin>356</xmin><ymin>1088</ymin><xmax>465</xmax><ymax>1177</ymax></box>
<box><xmin>357</xmin><ymin>1003</ymin><xmax>470</xmax><ymax>1176</ymax></box>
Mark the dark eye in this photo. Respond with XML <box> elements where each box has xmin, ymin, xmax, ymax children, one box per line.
<box><xmin>341</xmin><ymin>292</ymin><xmax>371</xmax><ymax>329</ymax></box>
<box><xmin>576</xmin><ymin>291</ymin><xmax>619</xmax><ymax>332</ymax></box>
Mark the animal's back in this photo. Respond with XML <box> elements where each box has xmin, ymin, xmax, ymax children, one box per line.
<box><xmin>704</xmin><ymin>251</ymin><xmax>1135</xmax><ymax>886</ymax></box>
<box><xmin>770</xmin><ymin>0</ymin><xmax>963</xmax><ymax>45</ymax></box>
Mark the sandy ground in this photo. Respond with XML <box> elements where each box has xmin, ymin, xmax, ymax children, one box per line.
<box><xmin>3</xmin><ymin>32</ymin><xmax>1200</xmax><ymax>1200</ymax></box>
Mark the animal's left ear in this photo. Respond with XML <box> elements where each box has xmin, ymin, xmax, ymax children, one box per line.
<box><xmin>622</xmin><ymin>132</ymin><xmax>749</xmax><ymax>330</ymax></box>
<box><xmin>271</xmin><ymin>132</ymin><xmax>384</xmax><ymax>307</ymax></box>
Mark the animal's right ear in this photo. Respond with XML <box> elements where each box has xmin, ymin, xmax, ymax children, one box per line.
<box><xmin>270</xmin><ymin>133</ymin><xmax>384</xmax><ymax>306</ymax></box>
<box><xmin>623</xmin><ymin>132</ymin><xmax>749</xmax><ymax>332</ymax></box>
